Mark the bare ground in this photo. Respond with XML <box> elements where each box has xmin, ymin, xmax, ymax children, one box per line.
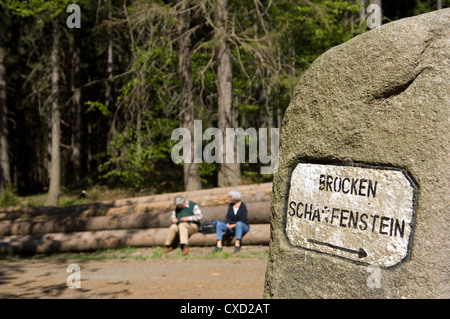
<box><xmin>0</xmin><ymin>245</ymin><xmax>269</xmax><ymax>299</ymax></box>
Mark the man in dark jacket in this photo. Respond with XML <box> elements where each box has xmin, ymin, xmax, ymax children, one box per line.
<box><xmin>213</xmin><ymin>189</ymin><xmax>250</xmax><ymax>253</ymax></box>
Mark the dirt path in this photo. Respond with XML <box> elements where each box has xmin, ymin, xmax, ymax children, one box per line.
<box><xmin>0</xmin><ymin>246</ymin><xmax>269</xmax><ymax>299</ymax></box>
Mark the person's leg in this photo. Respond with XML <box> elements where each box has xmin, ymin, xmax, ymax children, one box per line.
<box><xmin>215</xmin><ymin>221</ymin><xmax>227</xmax><ymax>246</ymax></box>
<box><xmin>214</xmin><ymin>221</ymin><xmax>228</xmax><ymax>251</ymax></box>
<box><xmin>187</xmin><ymin>222</ymin><xmax>198</xmax><ymax>237</ymax></box>
<box><xmin>179</xmin><ymin>222</ymin><xmax>198</xmax><ymax>246</ymax></box>
<box><xmin>234</xmin><ymin>222</ymin><xmax>249</xmax><ymax>251</ymax></box>
<box><xmin>178</xmin><ymin>222</ymin><xmax>198</xmax><ymax>255</ymax></box>
<box><xmin>163</xmin><ymin>224</ymin><xmax>179</xmax><ymax>252</ymax></box>
<box><xmin>234</xmin><ymin>221</ymin><xmax>249</xmax><ymax>241</ymax></box>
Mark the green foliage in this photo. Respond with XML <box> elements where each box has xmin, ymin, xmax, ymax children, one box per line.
<box><xmin>273</xmin><ymin>0</ymin><xmax>360</xmax><ymax>73</ymax></box>
<box><xmin>1</xmin><ymin>0</ymin><xmax>73</xmax><ymax>21</ymax></box>
<box><xmin>0</xmin><ymin>185</ymin><xmax>19</xmax><ymax>207</ymax></box>
<box><xmin>1</xmin><ymin>0</ymin><xmax>436</xmax><ymax>196</ymax></box>
<box><xmin>85</xmin><ymin>101</ymin><xmax>110</xmax><ymax>116</ymax></box>
<box><xmin>198</xmin><ymin>162</ymin><xmax>217</xmax><ymax>187</ymax></box>
<box><xmin>0</xmin><ymin>187</ymin><xmax>17</xmax><ymax>207</ymax></box>
<box><xmin>98</xmin><ymin>117</ymin><xmax>178</xmax><ymax>188</ymax></box>
<box><xmin>413</xmin><ymin>0</ymin><xmax>448</xmax><ymax>15</ymax></box>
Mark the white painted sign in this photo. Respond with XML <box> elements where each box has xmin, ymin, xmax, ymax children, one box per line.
<box><xmin>285</xmin><ymin>163</ymin><xmax>416</xmax><ymax>267</ymax></box>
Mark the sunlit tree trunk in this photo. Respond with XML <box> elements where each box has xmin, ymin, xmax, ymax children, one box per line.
<box><xmin>106</xmin><ymin>0</ymin><xmax>114</xmax><ymax>116</ymax></box>
<box><xmin>0</xmin><ymin>9</ymin><xmax>10</xmax><ymax>192</ymax></box>
<box><xmin>216</xmin><ymin>0</ymin><xmax>241</xmax><ymax>187</ymax></box>
<box><xmin>179</xmin><ymin>0</ymin><xmax>202</xmax><ymax>191</ymax></box>
<box><xmin>45</xmin><ymin>20</ymin><xmax>61</xmax><ymax>206</ymax></box>
<box><xmin>70</xmin><ymin>30</ymin><xmax>82</xmax><ymax>188</ymax></box>
<box><xmin>370</xmin><ymin>0</ymin><xmax>382</xmax><ymax>25</ymax></box>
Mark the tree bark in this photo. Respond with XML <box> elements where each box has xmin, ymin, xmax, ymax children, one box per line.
<box><xmin>437</xmin><ymin>0</ymin><xmax>442</xmax><ymax>10</ymax></box>
<box><xmin>106</xmin><ymin>0</ymin><xmax>114</xmax><ymax>119</ymax></box>
<box><xmin>0</xmin><ymin>182</ymin><xmax>272</xmax><ymax>221</ymax></box>
<box><xmin>0</xmin><ymin>9</ymin><xmax>11</xmax><ymax>191</ymax></box>
<box><xmin>0</xmin><ymin>201</ymin><xmax>271</xmax><ymax>236</ymax></box>
<box><xmin>70</xmin><ymin>30</ymin><xmax>82</xmax><ymax>189</ymax></box>
<box><xmin>0</xmin><ymin>224</ymin><xmax>270</xmax><ymax>254</ymax></box>
<box><xmin>359</xmin><ymin>0</ymin><xmax>366</xmax><ymax>27</ymax></box>
<box><xmin>45</xmin><ymin>21</ymin><xmax>61</xmax><ymax>206</ymax></box>
<box><xmin>215</xmin><ymin>0</ymin><xmax>241</xmax><ymax>187</ymax></box>
<box><xmin>179</xmin><ymin>0</ymin><xmax>202</xmax><ymax>191</ymax></box>
<box><xmin>369</xmin><ymin>0</ymin><xmax>382</xmax><ymax>25</ymax></box>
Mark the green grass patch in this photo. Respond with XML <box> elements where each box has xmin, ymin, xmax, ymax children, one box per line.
<box><xmin>0</xmin><ymin>246</ymin><xmax>269</xmax><ymax>263</ymax></box>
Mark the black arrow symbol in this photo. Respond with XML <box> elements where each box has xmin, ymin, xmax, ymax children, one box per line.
<box><xmin>307</xmin><ymin>239</ymin><xmax>367</xmax><ymax>258</ymax></box>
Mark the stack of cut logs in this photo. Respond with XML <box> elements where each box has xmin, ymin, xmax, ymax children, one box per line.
<box><xmin>0</xmin><ymin>183</ymin><xmax>272</xmax><ymax>254</ymax></box>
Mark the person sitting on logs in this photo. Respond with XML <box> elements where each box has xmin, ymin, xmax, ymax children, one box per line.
<box><xmin>213</xmin><ymin>189</ymin><xmax>250</xmax><ymax>253</ymax></box>
<box><xmin>163</xmin><ymin>195</ymin><xmax>203</xmax><ymax>255</ymax></box>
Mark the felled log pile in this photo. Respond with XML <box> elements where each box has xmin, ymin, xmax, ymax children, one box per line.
<box><xmin>0</xmin><ymin>183</ymin><xmax>272</xmax><ymax>254</ymax></box>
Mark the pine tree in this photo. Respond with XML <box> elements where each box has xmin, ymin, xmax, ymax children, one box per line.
<box><xmin>0</xmin><ymin>6</ymin><xmax>10</xmax><ymax>191</ymax></box>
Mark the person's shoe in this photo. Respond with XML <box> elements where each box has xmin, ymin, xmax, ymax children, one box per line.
<box><xmin>162</xmin><ymin>246</ymin><xmax>173</xmax><ymax>253</ymax></box>
<box><xmin>182</xmin><ymin>245</ymin><xmax>190</xmax><ymax>255</ymax></box>
<box><xmin>213</xmin><ymin>246</ymin><xmax>223</xmax><ymax>253</ymax></box>
<box><xmin>234</xmin><ymin>246</ymin><xmax>241</xmax><ymax>253</ymax></box>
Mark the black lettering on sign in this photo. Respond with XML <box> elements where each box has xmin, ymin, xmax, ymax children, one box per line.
<box><xmin>333</xmin><ymin>177</ymin><xmax>342</xmax><ymax>192</ymax></box>
<box><xmin>351</xmin><ymin>178</ymin><xmax>359</xmax><ymax>195</ymax></box>
<box><xmin>342</xmin><ymin>178</ymin><xmax>350</xmax><ymax>193</ymax></box>
<box><xmin>359</xmin><ymin>179</ymin><xmax>367</xmax><ymax>196</ymax></box>
<box><xmin>394</xmin><ymin>219</ymin><xmax>405</xmax><ymax>238</ymax></box>
<box><xmin>312</xmin><ymin>208</ymin><xmax>321</xmax><ymax>222</ymax></box>
<box><xmin>331</xmin><ymin>208</ymin><xmax>339</xmax><ymax>225</ymax></box>
<box><xmin>340</xmin><ymin>209</ymin><xmax>349</xmax><ymax>227</ymax></box>
<box><xmin>379</xmin><ymin>216</ymin><xmax>390</xmax><ymax>235</ymax></box>
<box><xmin>318</xmin><ymin>175</ymin><xmax>378</xmax><ymax>198</ymax></box>
<box><xmin>288</xmin><ymin>201</ymin><xmax>406</xmax><ymax>238</ymax></box>
<box><xmin>348</xmin><ymin>211</ymin><xmax>359</xmax><ymax>228</ymax></box>
<box><xmin>297</xmin><ymin>202</ymin><xmax>303</xmax><ymax>218</ymax></box>
<box><xmin>326</xmin><ymin>176</ymin><xmax>333</xmax><ymax>192</ymax></box>
<box><xmin>288</xmin><ymin>201</ymin><xmax>296</xmax><ymax>216</ymax></box>
<box><xmin>319</xmin><ymin>175</ymin><xmax>326</xmax><ymax>190</ymax></box>
<box><xmin>368</xmin><ymin>180</ymin><xmax>377</xmax><ymax>198</ymax></box>
<box><xmin>359</xmin><ymin>213</ymin><xmax>368</xmax><ymax>231</ymax></box>
<box><xmin>371</xmin><ymin>214</ymin><xmax>380</xmax><ymax>232</ymax></box>
<box><xmin>304</xmin><ymin>203</ymin><xmax>313</xmax><ymax>220</ymax></box>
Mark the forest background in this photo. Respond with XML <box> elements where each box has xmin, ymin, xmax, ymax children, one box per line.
<box><xmin>0</xmin><ymin>0</ymin><xmax>447</xmax><ymax>207</ymax></box>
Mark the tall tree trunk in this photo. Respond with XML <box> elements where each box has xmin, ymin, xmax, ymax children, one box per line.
<box><xmin>179</xmin><ymin>0</ymin><xmax>202</xmax><ymax>191</ymax></box>
<box><xmin>437</xmin><ymin>0</ymin><xmax>442</xmax><ymax>10</ymax></box>
<box><xmin>359</xmin><ymin>0</ymin><xmax>366</xmax><ymax>27</ymax></box>
<box><xmin>70</xmin><ymin>31</ymin><xmax>82</xmax><ymax>189</ymax></box>
<box><xmin>369</xmin><ymin>0</ymin><xmax>382</xmax><ymax>25</ymax></box>
<box><xmin>105</xmin><ymin>0</ymin><xmax>119</xmax><ymax>175</ymax></box>
<box><xmin>45</xmin><ymin>21</ymin><xmax>61</xmax><ymax>206</ymax></box>
<box><xmin>136</xmin><ymin>104</ymin><xmax>142</xmax><ymax>161</ymax></box>
<box><xmin>215</xmin><ymin>0</ymin><xmax>241</xmax><ymax>187</ymax></box>
<box><xmin>106</xmin><ymin>0</ymin><xmax>114</xmax><ymax>115</ymax></box>
<box><xmin>0</xmin><ymin>9</ymin><xmax>11</xmax><ymax>191</ymax></box>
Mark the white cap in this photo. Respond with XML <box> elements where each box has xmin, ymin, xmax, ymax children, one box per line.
<box><xmin>174</xmin><ymin>195</ymin><xmax>186</xmax><ymax>206</ymax></box>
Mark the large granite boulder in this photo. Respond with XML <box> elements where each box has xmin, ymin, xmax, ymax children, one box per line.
<box><xmin>264</xmin><ymin>9</ymin><xmax>450</xmax><ymax>298</ymax></box>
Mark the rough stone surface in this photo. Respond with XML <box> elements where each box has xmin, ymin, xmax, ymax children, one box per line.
<box><xmin>264</xmin><ymin>10</ymin><xmax>450</xmax><ymax>299</ymax></box>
